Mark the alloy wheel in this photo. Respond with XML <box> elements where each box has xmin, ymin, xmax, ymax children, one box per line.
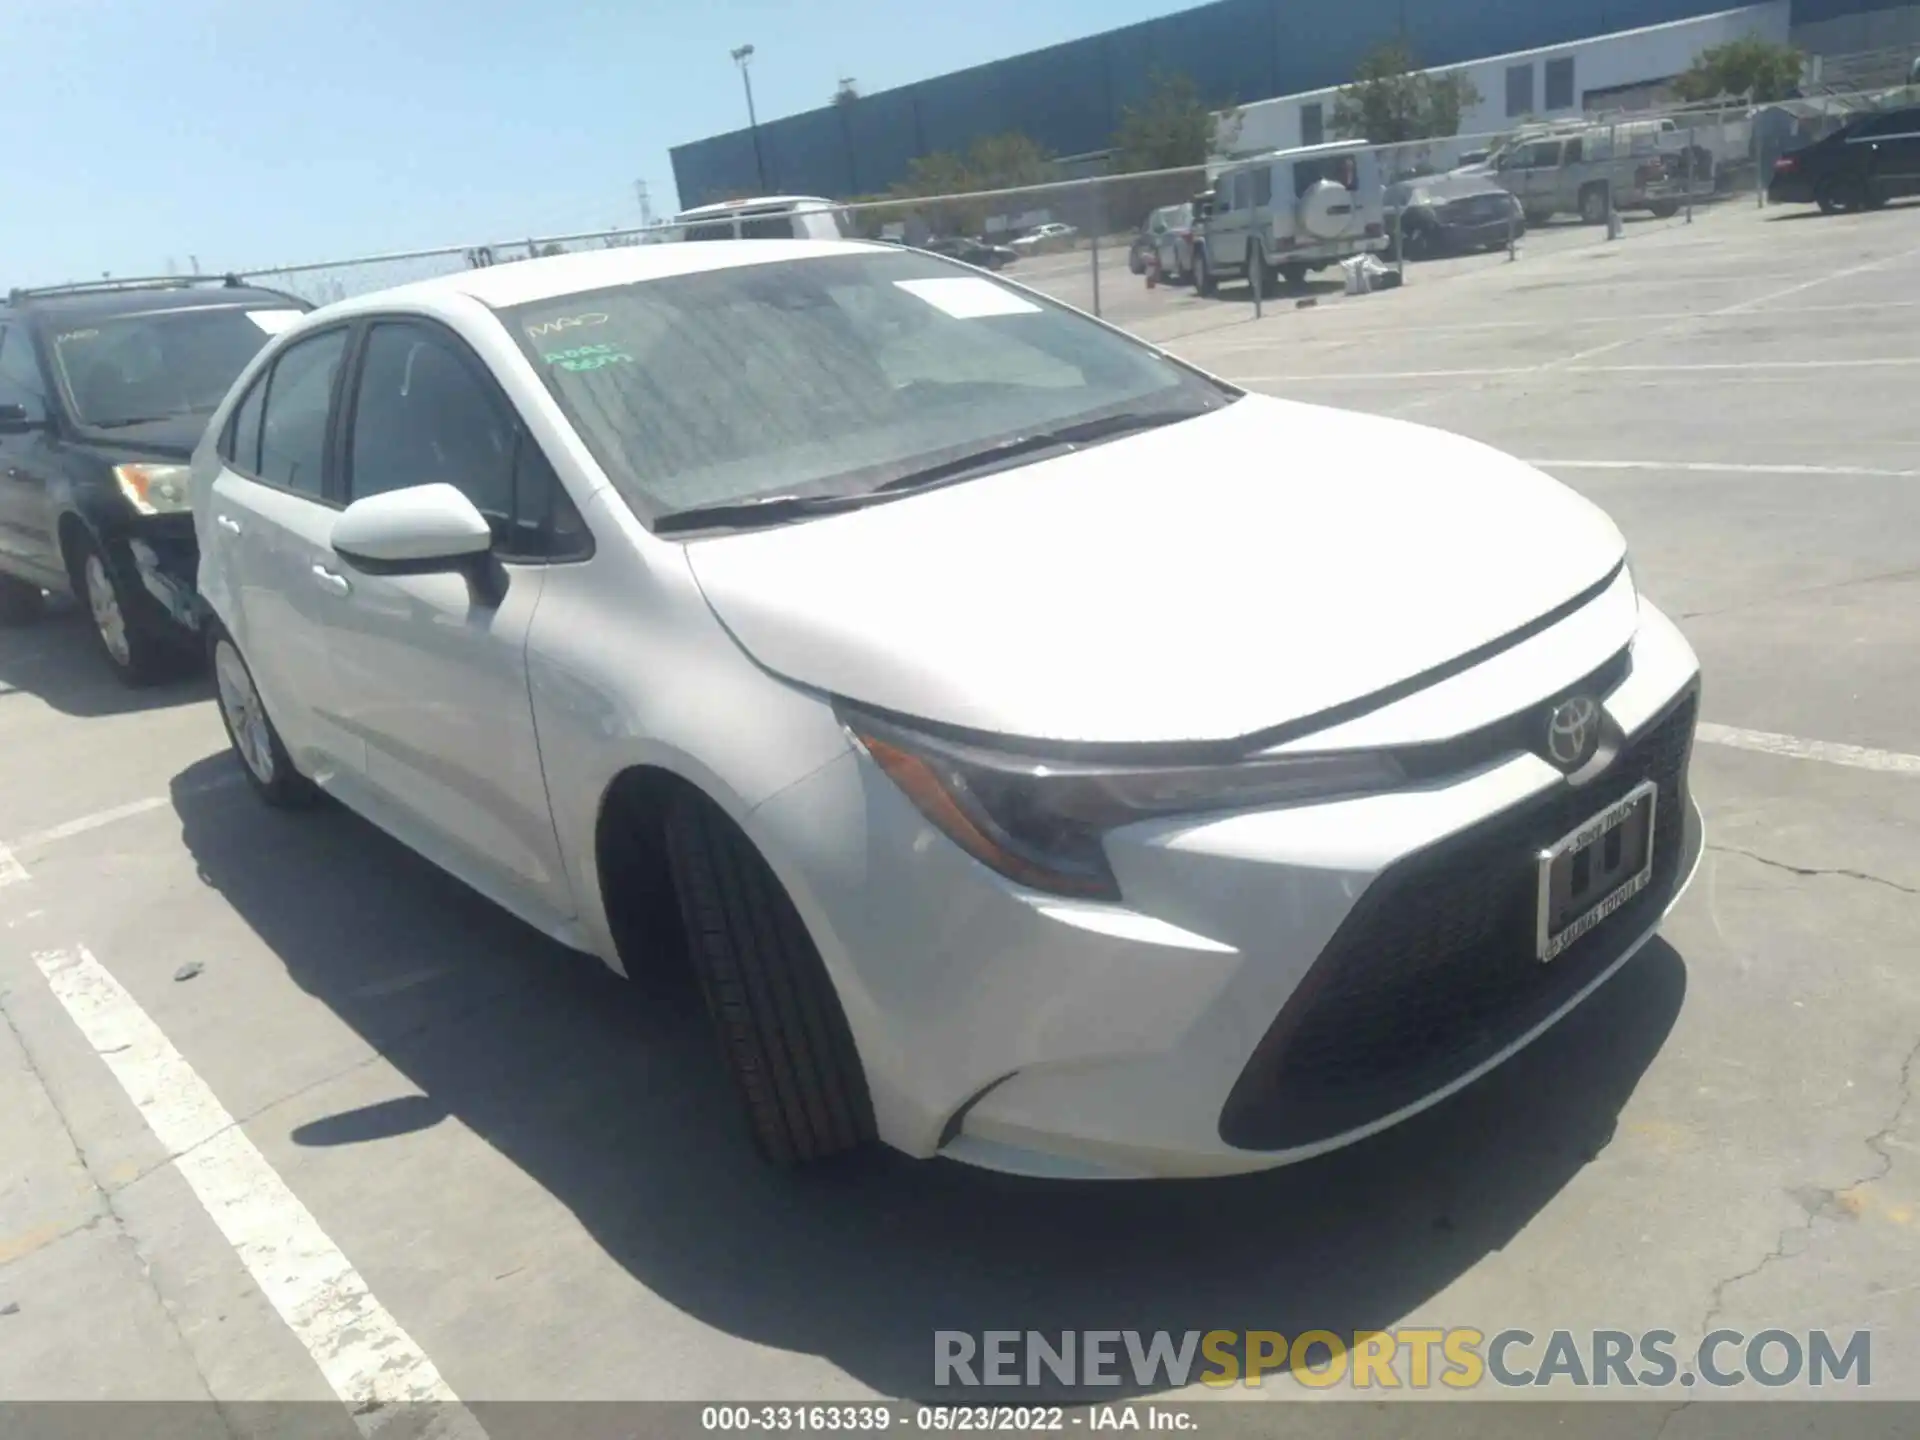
<box><xmin>84</xmin><ymin>553</ymin><xmax>131</xmax><ymax>668</ymax></box>
<box><xmin>214</xmin><ymin>640</ymin><xmax>276</xmax><ymax>786</ymax></box>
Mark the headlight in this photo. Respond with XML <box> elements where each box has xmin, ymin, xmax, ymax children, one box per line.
<box><xmin>840</xmin><ymin>705</ymin><xmax>1404</xmax><ymax>900</ymax></box>
<box><xmin>113</xmin><ymin>463</ymin><xmax>192</xmax><ymax>515</ymax></box>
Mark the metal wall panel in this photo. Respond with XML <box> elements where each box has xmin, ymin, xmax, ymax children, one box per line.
<box><xmin>667</xmin><ymin>0</ymin><xmax>1759</xmax><ymax>208</ymax></box>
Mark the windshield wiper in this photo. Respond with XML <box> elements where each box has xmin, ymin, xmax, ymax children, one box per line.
<box><xmin>651</xmin><ymin>407</ymin><xmax>1213</xmax><ymax>536</ymax></box>
<box><xmin>87</xmin><ymin>414</ymin><xmax>188</xmax><ymax>429</ymax></box>
<box><xmin>653</xmin><ymin>491</ymin><xmax>876</xmax><ymax>535</ymax></box>
<box><xmin>866</xmin><ymin>407</ymin><xmax>1211</xmax><ymax>497</ymax></box>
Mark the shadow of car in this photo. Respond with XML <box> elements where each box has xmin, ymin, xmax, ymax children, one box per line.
<box><xmin>168</xmin><ymin>750</ymin><xmax>1688</xmax><ymax>1403</ymax></box>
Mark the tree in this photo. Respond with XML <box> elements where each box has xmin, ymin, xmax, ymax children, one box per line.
<box><xmin>1673</xmin><ymin>37</ymin><xmax>1804</xmax><ymax>104</ymax></box>
<box><xmin>1113</xmin><ymin>71</ymin><xmax>1241</xmax><ymax>172</ymax></box>
<box><xmin>885</xmin><ymin>131</ymin><xmax>1055</xmax><ymax>237</ymax></box>
<box><xmin>1331</xmin><ymin>40</ymin><xmax>1482</xmax><ymax>144</ymax></box>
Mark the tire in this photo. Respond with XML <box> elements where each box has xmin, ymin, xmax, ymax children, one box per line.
<box><xmin>1400</xmin><ymin>219</ymin><xmax>1433</xmax><ymax>261</ymax></box>
<box><xmin>69</xmin><ymin>530</ymin><xmax>180</xmax><ymax>686</ymax></box>
<box><xmin>1193</xmin><ymin>246</ymin><xmax>1215</xmax><ymax>297</ymax></box>
<box><xmin>1128</xmin><ymin>247</ymin><xmax>1146</xmax><ymax>275</ymax></box>
<box><xmin>1248</xmin><ymin>242</ymin><xmax>1269</xmax><ymax>299</ymax></box>
<box><xmin>1579</xmin><ymin>184</ymin><xmax>1610</xmax><ymax>225</ymax></box>
<box><xmin>209</xmin><ymin>629</ymin><xmax>319</xmax><ymax>808</ymax></box>
<box><xmin>0</xmin><ymin>572</ymin><xmax>44</xmax><ymax>625</ymax></box>
<box><xmin>663</xmin><ymin>795</ymin><xmax>876</xmax><ymax>1166</ymax></box>
<box><xmin>1816</xmin><ymin>178</ymin><xmax>1866</xmax><ymax>215</ymax></box>
<box><xmin>1648</xmin><ymin>201</ymin><xmax>1680</xmax><ymax>219</ymax></box>
<box><xmin>1280</xmin><ymin>262</ymin><xmax>1309</xmax><ymax>291</ymax></box>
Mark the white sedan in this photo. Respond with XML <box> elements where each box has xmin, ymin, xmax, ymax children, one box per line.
<box><xmin>1008</xmin><ymin>222</ymin><xmax>1078</xmax><ymax>251</ymax></box>
<box><xmin>190</xmin><ymin>239</ymin><xmax>1703</xmax><ymax>1179</ymax></box>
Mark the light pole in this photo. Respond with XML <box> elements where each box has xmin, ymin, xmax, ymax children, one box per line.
<box><xmin>731</xmin><ymin>44</ymin><xmax>768</xmax><ymax>191</ymax></box>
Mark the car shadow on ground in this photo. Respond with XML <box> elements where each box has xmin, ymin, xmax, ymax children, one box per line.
<box><xmin>0</xmin><ymin>604</ymin><xmax>211</xmax><ymax>718</ymax></box>
<box><xmin>169</xmin><ymin>753</ymin><xmax>1687</xmax><ymax>1405</ymax></box>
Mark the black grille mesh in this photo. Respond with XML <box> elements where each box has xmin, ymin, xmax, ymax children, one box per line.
<box><xmin>1219</xmin><ymin>690</ymin><xmax>1697</xmax><ymax>1152</ymax></box>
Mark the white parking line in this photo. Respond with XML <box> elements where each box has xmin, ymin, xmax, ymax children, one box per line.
<box><xmin>0</xmin><ymin>773</ymin><xmax>243</xmax><ymax>888</ymax></box>
<box><xmin>33</xmin><ymin>945</ymin><xmax>487</xmax><ymax>1438</ymax></box>
<box><xmin>1696</xmin><ymin>724</ymin><xmax>1920</xmax><ymax>776</ymax></box>
<box><xmin>1530</xmin><ymin>460</ymin><xmax>1919</xmax><ymax>478</ymax></box>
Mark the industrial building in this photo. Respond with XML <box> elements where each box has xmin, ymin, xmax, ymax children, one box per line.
<box><xmin>669</xmin><ymin>0</ymin><xmax>1920</xmax><ymax>209</ymax></box>
<box><xmin>1227</xmin><ymin>3</ymin><xmax>1794</xmax><ymax>157</ymax></box>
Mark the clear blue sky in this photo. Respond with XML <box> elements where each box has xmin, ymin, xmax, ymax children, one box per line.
<box><xmin>1</xmin><ymin>0</ymin><xmax>1186</xmax><ymax>286</ymax></box>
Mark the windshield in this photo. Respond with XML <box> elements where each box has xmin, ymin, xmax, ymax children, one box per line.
<box><xmin>49</xmin><ymin>304</ymin><xmax>303</xmax><ymax>427</ymax></box>
<box><xmin>500</xmin><ymin>250</ymin><xmax>1231</xmax><ymax>525</ymax></box>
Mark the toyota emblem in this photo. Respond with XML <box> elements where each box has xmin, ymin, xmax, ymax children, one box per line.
<box><xmin>1545</xmin><ymin>695</ymin><xmax>1601</xmax><ymax>771</ymax></box>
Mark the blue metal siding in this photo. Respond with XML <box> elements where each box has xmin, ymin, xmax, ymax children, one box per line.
<box><xmin>668</xmin><ymin>0</ymin><xmax>1757</xmax><ymax>207</ymax></box>
<box><xmin>1792</xmin><ymin>0</ymin><xmax>1910</xmax><ymax>21</ymax></box>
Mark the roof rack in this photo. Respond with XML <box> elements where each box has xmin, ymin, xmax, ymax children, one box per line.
<box><xmin>5</xmin><ymin>273</ymin><xmax>254</xmax><ymax>305</ymax></box>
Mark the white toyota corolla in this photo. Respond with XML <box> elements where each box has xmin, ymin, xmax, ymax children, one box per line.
<box><xmin>190</xmin><ymin>239</ymin><xmax>1703</xmax><ymax>1179</ymax></box>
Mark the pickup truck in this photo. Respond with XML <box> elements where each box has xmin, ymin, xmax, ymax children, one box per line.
<box><xmin>1482</xmin><ymin>121</ymin><xmax>1711</xmax><ymax>225</ymax></box>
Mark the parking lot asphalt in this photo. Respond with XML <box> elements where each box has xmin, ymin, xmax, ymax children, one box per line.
<box><xmin>1</xmin><ymin>196</ymin><xmax>1917</xmax><ymax>1425</ymax></box>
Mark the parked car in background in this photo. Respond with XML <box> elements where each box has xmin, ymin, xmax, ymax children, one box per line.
<box><xmin>0</xmin><ymin>277</ymin><xmax>311</xmax><ymax>681</ymax></box>
<box><xmin>922</xmin><ymin>235</ymin><xmax>1018</xmax><ymax>270</ymax></box>
<box><xmin>1157</xmin><ymin>194</ymin><xmax>1209</xmax><ymax>283</ymax></box>
<box><xmin>669</xmin><ymin>195</ymin><xmax>851</xmax><ymax>241</ymax></box>
<box><xmin>1488</xmin><ymin>120</ymin><xmax>1697</xmax><ymax>224</ymax></box>
<box><xmin>1387</xmin><ymin>173</ymin><xmax>1526</xmax><ymax>258</ymax></box>
<box><xmin>191</xmin><ymin>237</ymin><xmax>1704</xmax><ymax>1178</ymax></box>
<box><xmin>1130</xmin><ymin>204</ymin><xmax>1191</xmax><ymax>274</ymax></box>
<box><xmin>1193</xmin><ymin>141</ymin><xmax>1388</xmax><ymax>295</ymax></box>
<box><xmin>1768</xmin><ymin>105</ymin><xmax>1920</xmax><ymax>213</ymax></box>
<box><xmin>1008</xmin><ymin>222</ymin><xmax>1077</xmax><ymax>253</ymax></box>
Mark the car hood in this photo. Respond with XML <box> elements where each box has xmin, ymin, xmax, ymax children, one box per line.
<box><xmin>684</xmin><ymin>395</ymin><xmax>1627</xmax><ymax>745</ymax></box>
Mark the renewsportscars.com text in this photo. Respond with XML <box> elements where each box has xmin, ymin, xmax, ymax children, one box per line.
<box><xmin>934</xmin><ymin>1328</ymin><xmax>1871</xmax><ymax>1391</ymax></box>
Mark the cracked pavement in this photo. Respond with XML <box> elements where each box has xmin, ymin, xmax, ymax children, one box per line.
<box><xmin>0</xmin><ymin>198</ymin><xmax>1916</xmax><ymax>1413</ymax></box>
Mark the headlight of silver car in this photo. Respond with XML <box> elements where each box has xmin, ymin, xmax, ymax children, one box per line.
<box><xmin>839</xmin><ymin>704</ymin><xmax>1404</xmax><ymax>899</ymax></box>
<box><xmin>113</xmin><ymin>463</ymin><xmax>192</xmax><ymax>515</ymax></box>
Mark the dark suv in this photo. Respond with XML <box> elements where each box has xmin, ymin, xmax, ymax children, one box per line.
<box><xmin>0</xmin><ymin>276</ymin><xmax>311</xmax><ymax>683</ymax></box>
<box><xmin>1768</xmin><ymin>105</ymin><xmax>1920</xmax><ymax>214</ymax></box>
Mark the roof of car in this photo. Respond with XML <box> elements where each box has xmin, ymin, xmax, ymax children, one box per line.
<box><xmin>314</xmin><ymin>239</ymin><xmax>894</xmax><ymax>318</ymax></box>
<box><xmin>2</xmin><ymin>278</ymin><xmax>306</xmax><ymax>320</ymax></box>
<box><xmin>672</xmin><ymin>195</ymin><xmax>838</xmax><ymax>220</ymax></box>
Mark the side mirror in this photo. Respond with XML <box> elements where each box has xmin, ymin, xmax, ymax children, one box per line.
<box><xmin>331</xmin><ymin>483</ymin><xmax>498</xmax><ymax>593</ymax></box>
<box><xmin>0</xmin><ymin>402</ymin><xmax>47</xmax><ymax>435</ymax></box>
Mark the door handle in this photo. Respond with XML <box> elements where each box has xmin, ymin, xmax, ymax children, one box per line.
<box><xmin>311</xmin><ymin>564</ymin><xmax>351</xmax><ymax>596</ymax></box>
<box><xmin>216</xmin><ymin>514</ymin><xmax>243</xmax><ymax>534</ymax></box>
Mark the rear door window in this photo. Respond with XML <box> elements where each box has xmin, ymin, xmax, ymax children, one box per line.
<box><xmin>257</xmin><ymin>328</ymin><xmax>348</xmax><ymax>496</ymax></box>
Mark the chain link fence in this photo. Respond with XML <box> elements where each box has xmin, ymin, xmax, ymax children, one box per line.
<box><xmin>225</xmin><ymin>83</ymin><xmax>1920</xmax><ymax>342</ymax></box>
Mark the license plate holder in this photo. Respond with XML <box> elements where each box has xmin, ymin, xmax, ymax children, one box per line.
<box><xmin>1536</xmin><ymin>780</ymin><xmax>1658</xmax><ymax>962</ymax></box>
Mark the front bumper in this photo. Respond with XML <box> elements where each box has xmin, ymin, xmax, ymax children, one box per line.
<box><xmin>1438</xmin><ymin>217</ymin><xmax>1524</xmax><ymax>249</ymax></box>
<box><xmin>750</xmin><ymin>596</ymin><xmax>1703</xmax><ymax>1180</ymax></box>
<box><xmin>119</xmin><ymin>514</ymin><xmax>203</xmax><ymax>633</ymax></box>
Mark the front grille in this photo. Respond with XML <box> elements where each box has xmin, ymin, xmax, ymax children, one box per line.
<box><xmin>1218</xmin><ymin>689</ymin><xmax>1697</xmax><ymax>1152</ymax></box>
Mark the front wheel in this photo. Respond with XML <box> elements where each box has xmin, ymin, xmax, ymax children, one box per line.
<box><xmin>663</xmin><ymin>796</ymin><xmax>876</xmax><ymax>1166</ymax></box>
<box><xmin>1648</xmin><ymin>201</ymin><xmax>1680</xmax><ymax>219</ymax></box>
<box><xmin>1579</xmin><ymin>185</ymin><xmax>1610</xmax><ymax>225</ymax></box>
<box><xmin>1193</xmin><ymin>246</ymin><xmax>1215</xmax><ymax>297</ymax></box>
<box><xmin>72</xmin><ymin>533</ymin><xmax>181</xmax><ymax>686</ymax></box>
<box><xmin>1279</xmin><ymin>262</ymin><xmax>1309</xmax><ymax>290</ymax></box>
<box><xmin>211</xmin><ymin>631</ymin><xmax>318</xmax><ymax>808</ymax></box>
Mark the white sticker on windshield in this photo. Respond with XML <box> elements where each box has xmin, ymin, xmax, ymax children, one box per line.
<box><xmin>893</xmin><ymin>278</ymin><xmax>1041</xmax><ymax>319</ymax></box>
<box><xmin>245</xmin><ymin>309</ymin><xmax>305</xmax><ymax>335</ymax></box>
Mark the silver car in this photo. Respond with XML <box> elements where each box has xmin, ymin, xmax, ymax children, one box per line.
<box><xmin>191</xmin><ymin>240</ymin><xmax>1702</xmax><ymax>1178</ymax></box>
